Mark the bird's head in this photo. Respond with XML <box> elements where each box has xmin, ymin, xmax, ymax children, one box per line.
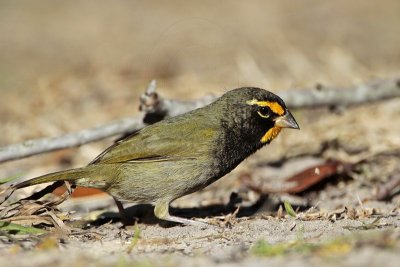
<box><xmin>217</xmin><ymin>87</ymin><xmax>299</xmax><ymax>145</ymax></box>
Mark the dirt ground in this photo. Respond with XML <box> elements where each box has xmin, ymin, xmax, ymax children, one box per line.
<box><xmin>1</xmin><ymin>1</ymin><xmax>400</xmax><ymax>266</ymax></box>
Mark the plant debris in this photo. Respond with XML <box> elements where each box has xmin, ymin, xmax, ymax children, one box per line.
<box><xmin>0</xmin><ymin>181</ymin><xmax>74</xmax><ymax>234</ymax></box>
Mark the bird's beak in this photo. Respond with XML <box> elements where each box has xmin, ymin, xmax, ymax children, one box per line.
<box><xmin>274</xmin><ymin>111</ymin><xmax>300</xmax><ymax>129</ymax></box>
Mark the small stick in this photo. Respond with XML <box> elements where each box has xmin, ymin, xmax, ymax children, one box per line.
<box><xmin>0</xmin><ymin>76</ymin><xmax>399</xmax><ymax>163</ymax></box>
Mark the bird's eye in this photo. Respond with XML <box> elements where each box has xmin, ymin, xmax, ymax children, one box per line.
<box><xmin>258</xmin><ymin>106</ymin><xmax>271</xmax><ymax>118</ymax></box>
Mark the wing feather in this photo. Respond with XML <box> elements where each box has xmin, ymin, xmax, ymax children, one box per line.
<box><xmin>90</xmin><ymin>113</ymin><xmax>218</xmax><ymax>164</ymax></box>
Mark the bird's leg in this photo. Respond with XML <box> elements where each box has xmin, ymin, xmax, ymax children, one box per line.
<box><xmin>113</xmin><ymin>197</ymin><xmax>130</xmax><ymax>226</ymax></box>
<box><xmin>154</xmin><ymin>201</ymin><xmax>208</xmax><ymax>227</ymax></box>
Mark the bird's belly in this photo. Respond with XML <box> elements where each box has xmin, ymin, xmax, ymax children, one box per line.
<box><xmin>106</xmin><ymin>159</ymin><xmax>214</xmax><ymax>204</ymax></box>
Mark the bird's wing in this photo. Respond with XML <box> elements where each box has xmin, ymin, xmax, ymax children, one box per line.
<box><xmin>90</xmin><ymin>115</ymin><xmax>218</xmax><ymax>164</ymax></box>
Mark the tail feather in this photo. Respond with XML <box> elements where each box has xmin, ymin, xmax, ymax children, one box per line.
<box><xmin>14</xmin><ymin>167</ymin><xmax>89</xmax><ymax>190</ymax></box>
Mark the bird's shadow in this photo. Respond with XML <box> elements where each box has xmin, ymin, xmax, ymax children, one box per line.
<box><xmin>89</xmin><ymin>194</ymin><xmax>270</xmax><ymax>228</ymax></box>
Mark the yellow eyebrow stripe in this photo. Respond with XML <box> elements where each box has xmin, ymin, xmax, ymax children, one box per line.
<box><xmin>246</xmin><ymin>99</ymin><xmax>285</xmax><ymax>116</ymax></box>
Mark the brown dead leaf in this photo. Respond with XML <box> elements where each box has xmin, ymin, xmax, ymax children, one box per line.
<box><xmin>242</xmin><ymin>161</ymin><xmax>352</xmax><ymax>195</ymax></box>
<box><xmin>53</xmin><ymin>186</ymin><xmax>105</xmax><ymax>198</ymax></box>
<box><xmin>282</xmin><ymin>161</ymin><xmax>351</xmax><ymax>193</ymax></box>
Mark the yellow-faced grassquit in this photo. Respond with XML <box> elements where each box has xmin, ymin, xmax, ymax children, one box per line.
<box><xmin>10</xmin><ymin>87</ymin><xmax>299</xmax><ymax>225</ymax></box>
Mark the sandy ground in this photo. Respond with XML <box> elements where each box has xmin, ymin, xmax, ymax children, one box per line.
<box><xmin>2</xmin><ymin>218</ymin><xmax>400</xmax><ymax>267</ymax></box>
<box><xmin>1</xmin><ymin>1</ymin><xmax>400</xmax><ymax>266</ymax></box>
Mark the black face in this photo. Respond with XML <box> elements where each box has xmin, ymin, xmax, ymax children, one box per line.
<box><xmin>218</xmin><ymin>87</ymin><xmax>287</xmax><ymax>132</ymax></box>
<box><xmin>211</xmin><ymin>87</ymin><xmax>289</xmax><ymax>177</ymax></box>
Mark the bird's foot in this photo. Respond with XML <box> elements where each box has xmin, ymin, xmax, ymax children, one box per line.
<box><xmin>163</xmin><ymin>215</ymin><xmax>210</xmax><ymax>228</ymax></box>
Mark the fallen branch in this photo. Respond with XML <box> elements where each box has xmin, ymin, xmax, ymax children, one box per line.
<box><xmin>141</xmin><ymin>77</ymin><xmax>400</xmax><ymax>117</ymax></box>
<box><xmin>0</xmin><ymin>77</ymin><xmax>399</xmax><ymax>163</ymax></box>
<box><xmin>0</xmin><ymin>118</ymin><xmax>145</xmax><ymax>164</ymax></box>
<box><xmin>280</xmin><ymin>77</ymin><xmax>400</xmax><ymax>109</ymax></box>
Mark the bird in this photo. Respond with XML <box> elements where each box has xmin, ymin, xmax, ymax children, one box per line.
<box><xmin>7</xmin><ymin>87</ymin><xmax>299</xmax><ymax>226</ymax></box>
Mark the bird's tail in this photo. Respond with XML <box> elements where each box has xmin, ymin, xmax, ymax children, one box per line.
<box><xmin>13</xmin><ymin>167</ymin><xmax>90</xmax><ymax>190</ymax></box>
<box><xmin>1</xmin><ymin>165</ymin><xmax>110</xmax><ymax>204</ymax></box>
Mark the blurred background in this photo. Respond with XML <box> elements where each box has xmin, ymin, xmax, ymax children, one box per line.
<box><xmin>1</xmin><ymin>2</ymin><xmax>400</xmax><ymax>263</ymax></box>
<box><xmin>1</xmin><ymin>0</ymin><xmax>400</xmax><ymax>179</ymax></box>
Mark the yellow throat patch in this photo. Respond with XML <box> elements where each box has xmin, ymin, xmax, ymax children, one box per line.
<box><xmin>261</xmin><ymin>126</ymin><xmax>282</xmax><ymax>143</ymax></box>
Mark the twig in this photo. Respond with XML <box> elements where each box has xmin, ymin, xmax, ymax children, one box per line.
<box><xmin>0</xmin><ymin>117</ymin><xmax>145</xmax><ymax>163</ymax></box>
<box><xmin>141</xmin><ymin>76</ymin><xmax>400</xmax><ymax>114</ymax></box>
<box><xmin>0</xmin><ymin>77</ymin><xmax>399</xmax><ymax>163</ymax></box>
<box><xmin>280</xmin><ymin>77</ymin><xmax>400</xmax><ymax>109</ymax></box>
